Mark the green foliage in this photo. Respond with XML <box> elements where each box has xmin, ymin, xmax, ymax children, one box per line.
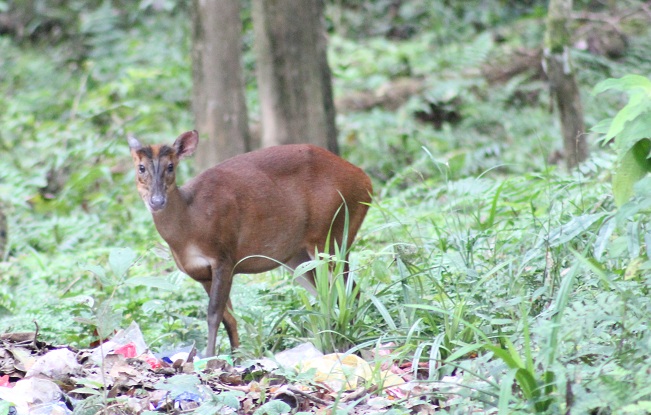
<box><xmin>593</xmin><ymin>75</ymin><xmax>651</xmax><ymax>206</ymax></box>
<box><xmin>154</xmin><ymin>374</ymin><xmax>201</xmax><ymax>399</ymax></box>
<box><xmin>195</xmin><ymin>391</ymin><xmax>244</xmax><ymax>414</ymax></box>
<box><xmin>612</xmin><ymin>139</ymin><xmax>651</xmax><ymax>207</ymax></box>
<box><xmin>288</xmin><ymin>208</ymin><xmax>379</xmax><ymax>354</ymax></box>
<box><xmin>253</xmin><ymin>400</ymin><xmax>291</xmax><ymax>415</ymax></box>
<box><xmin>0</xmin><ymin>401</ymin><xmax>11</xmax><ymax>415</ymax></box>
<box><xmin>2</xmin><ymin>1</ymin><xmax>651</xmax><ymax>413</ymax></box>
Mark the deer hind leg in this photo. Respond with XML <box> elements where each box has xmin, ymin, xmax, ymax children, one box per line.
<box><xmin>336</xmin><ymin>201</ymin><xmax>371</xmax><ymax>282</ymax></box>
<box><xmin>222</xmin><ymin>299</ymin><xmax>239</xmax><ymax>350</ymax></box>
<box><xmin>287</xmin><ymin>249</ymin><xmax>317</xmax><ymax>295</ymax></box>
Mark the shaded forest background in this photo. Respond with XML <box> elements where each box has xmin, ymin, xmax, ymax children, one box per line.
<box><xmin>2</xmin><ymin>0</ymin><xmax>651</xmax><ymax>413</ymax></box>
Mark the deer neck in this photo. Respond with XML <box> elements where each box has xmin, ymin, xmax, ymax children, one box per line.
<box><xmin>151</xmin><ymin>185</ymin><xmax>191</xmax><ymax>247</ymax></box>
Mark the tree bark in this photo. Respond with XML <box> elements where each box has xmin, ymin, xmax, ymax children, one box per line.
<box><xmin>252</xmin><ymin>0</ymin><xmax>339</xmax><ymax>154</ymax></box>
<box><xmin>544</xmin><ymin>0</ymin><xmax>588</xmax><ymax>169</ymax></box>
<box><xmin>0</xmin><ymin>206</ymin><xmax>6</xmax><ymax>260</ymax></box>
<box><xmin>191</xmin><ymin>0</ymin><xmax>251</xmax><ymax>169</ymax></box>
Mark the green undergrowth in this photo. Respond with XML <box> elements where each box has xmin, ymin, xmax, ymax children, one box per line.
<box><xmin>1</xmin><ymin>1</ymin><xmax>651</xmax><ymax>413</ymax></box>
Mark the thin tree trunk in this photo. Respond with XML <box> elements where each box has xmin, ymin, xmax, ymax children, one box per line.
<box><xmin>0</xmin><ymin>206</ymin><xmax>6</xmax><ymax>260</ymax></box>
<box><xmin>252</xmin><ymin>0</ymin><xmax>339</xmax><ymax>154</ymax></box>
<box><xmin>544</xmin><ymin>0</ymin><xmax>587</xmax><ymax>169</ymax></box>
<box><xmin>191</xmin><ymin>0</ymin><xmax>251</xmax><ymax>169</ymax></box>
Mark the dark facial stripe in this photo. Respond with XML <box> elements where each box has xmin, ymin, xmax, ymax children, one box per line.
<box><xmin>137</xmin><ymin>146</ymin><xmax>154</xmax><ymax>160</ymax></box>
<box><xmin>158</xmin><ymin>145</ymin><xmax>174</xmax><ymax>158</ymax></box>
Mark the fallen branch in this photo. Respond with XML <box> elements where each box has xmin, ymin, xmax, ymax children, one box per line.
<box><xmin>287</xmin><ymin>385</ymin><xmax>330</xmax><ymax>406</ymax></box>
<box><xmin>341</xmin><ymin>384</ymin><xmax>378</xmax><ymax>402</ymax></box>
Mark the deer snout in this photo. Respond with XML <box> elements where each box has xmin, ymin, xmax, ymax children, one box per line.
<box><xmin>149</xmin><ymin>194</ymin><xmax>166</xmax><ymax>211</ymax></box>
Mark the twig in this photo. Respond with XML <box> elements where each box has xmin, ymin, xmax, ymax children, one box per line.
<box><xmin>62</xmin><ymin>275</ymin><xmax>82</xmax><ymax>295</ymax></box>
<box><xmin>212</xmin><ymin>382</ymin><xmax>251</xmax><ymax>393</ymax></box>
<box><xmin>287</xmin><ymin>386</ymin><xmax>330</xmax><ymax>406</ymax></box>
<box><xmin>32</xmin><ymin>320</ymin><xmax>40</xmax><ymax>350</ymax></box>
<box><xmin>341</xmin><ymin>384</ymin><xmax>378</xmax><ymax>402</ymax></box>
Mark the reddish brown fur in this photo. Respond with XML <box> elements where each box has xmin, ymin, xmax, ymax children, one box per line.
<box><xmin>128</xmin><ymin>131</ymin><xmax>372</xmax><ymax>356</ymax></box>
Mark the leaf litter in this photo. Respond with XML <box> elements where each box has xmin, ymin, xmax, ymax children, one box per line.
<box><xmin>0</xmin><ymin>323</ymin><xmax>448</xmax><ymax>414</ymax></box>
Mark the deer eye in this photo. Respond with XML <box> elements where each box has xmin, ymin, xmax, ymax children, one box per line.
<box><xmin>138</xmin><ymin>164</ymin><xmax>145</xmax><ymax>174</ymax></box>
<box><xmin>167</xmin><ymin>163</ymin><xmax>174</xmax><ymax>173</ymax></box>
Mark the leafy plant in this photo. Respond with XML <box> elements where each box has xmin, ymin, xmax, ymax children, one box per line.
<box><xmin>195</xmin><ymin>390</ymin><xmax>244</xmax><ymax>414</ymax></box>
<box><xmin>253</xmin><ymin>400</ymin><xmax>292</xmax><ymax>415</ymax></box>
<box><xmin>593</xmin><ymin>74</ymin><xmax>651</xmax><ymax>206</ymax></box>
<box><xmin>288</xmin><ymin>206</ymin><xmax>379</xmax><ymax>353</ymax></box>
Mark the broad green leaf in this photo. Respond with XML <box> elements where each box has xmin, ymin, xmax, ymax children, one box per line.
<box><xmin>546</xmin><ymin>213</ymin><xmax>606</xmax><ymax>247</ymax></box>
<box><xmin>485</xmin><ymin>344</ymin><xmax>520</xmax><ymax>369</ymax></box>
<box><xmin>444</xmin><ymin>343</ymin><xmax>483</xmax><ymax>363</ymax></box>
<box><xmin>613</xmin><ymin>139</ymin><xmax>651</xmax><ymax>206</ymax></box>
<box><xmin>606</xmin><ymin>93</ymin><xmax>651</xmax><ymax>142</ymax></box>
<box><xmin>615</xmin><ymin>181</ymin><xmax>651</xmax><ymax>225</ymax></box>
<box><xmin>214</xmin><ymin>391</ymin><xmax>244</xmax><ymax>409</ymax></box>
<box><xmin>626</xmin><ymin>220</ymin><xmax>640</xmax><ymax>259</ymax></box>
<box><xmin>594</xmin><ymin>218</ymin><xmax>615</xmax><ymax>261</ymax></box>
<box><xmin>548</xmin><ymin>259</ymin><xmax>580</xmax><ymax>367</ymax></box>
<box><xmin>593</xmin><ymin>74</ymin><xmax>651</xmax><ymax>95</ymax></box>
<box><xmin>154</xmin><ymin>374</ymin><xmax>201</xmax><ymax>399</ymax></box>
<box><xmin>591</xmin><ymin>117</ymin><xmax>613</xmax><ymax>137</ymax></box>
<box><xmin>487</xmin><ymin>342</ymin><xmax>539</xmax><ymax>401</ymax></box>
<box><xmin>543</xmin><ymin>371</ymin><xmax>556</xmax><ymax>397</ymax></box>
<box><xmin>254</xmin><ymin>400</ymin><xmax>292</xmax><ymax>415</ymax></box>
<box><xmin>498</xmin><ymin>368</ymin><xmax>518</xmax><ymax>414</ymax></box>
<box><xmin>109</xmin><ymin>247</ymin><xmax>137</xmax><ymax>278</ymax></box>
<box><xmin>504</xmin><ymin>338</ymin><xmax>525</xmax><ymax>369</ymax></box>
<box><xmin>515</xmin><ymin>368</ymin><xmax>539</xmax><ymax>401</ymax></box>
<box><xmin>633</xmin><ymin>174</ymin><xmax>651</xmax><ymax>197</ymax></box>
<box><xmin>368</xmin><ymin>293</ymin><xmax>397</xmax><ymax>330</ymax></box>
<box><xmin>292</xmin><ymin>260</ymin><xmax>321</xmax><ymax>278</ymax></box>
<box><xmin>612</xmin><ymin>109</ymin><xmax>651</xmax><ymax>155</ymax></box>
<box><xmin>95</xmin><ymin>301</ymin><xmax>122</xmax><ymax>340</ymax></box>
<box><xmin>82</xmin><ymin>261</ymin><xmax>111</xmax><ymax>289</ymax></box>
<box><xmin>82</xmin><ymin>264</ymin><xmax>106</xmax><ymax>280</ymax></box>
<box><xmin>141</xmin><ymin>299</ymin><xmax>165</xmax><ymax>314</ymax></box>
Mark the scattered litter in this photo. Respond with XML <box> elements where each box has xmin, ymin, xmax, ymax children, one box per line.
<box><xmin>25</xmin><ymin>348</ymin><xmax>81</xmax><ymax>380</ymax></box>
<box><xmin>273</xmin><ymin>342</ymin><xmax>323</xmax><ymax>369</ymax></box>
<box><xmin>193</xmin><ymin>354</ymin><xmax>232</xmax><ymax>371</ymax></box>
<box><xmin>113</xmin><ymin>342</ymin><xmax>137</xmax><ymax>358</ymax></box>
<box><xmin>0</xmin><ymin>327</ymin><xmax>439</xmax><ymax>414</ymax></box>
<box><xmin>174</xmin><ymin>391</ymin><xmax>204</xmax><ymax>411</ymax></box>
<box><xmin>299</xmin><ymin>353</ymin><xmax>405</xmax><ymax>392</ymax></box>
<box><xmin>0</xmin><ymin>377</ymin><xmax>67</xmax><ymax>415</ymax></box>
<box><xmin>89</xmin><ymin>321</ymin><xmax>148</xmax><ymax>364</ymax></box>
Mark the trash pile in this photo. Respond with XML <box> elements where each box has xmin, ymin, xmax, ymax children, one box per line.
<box><xmin>0</xmin><ymin>322</ymin><xmax>441</xmax><ymax>414</ymax></box>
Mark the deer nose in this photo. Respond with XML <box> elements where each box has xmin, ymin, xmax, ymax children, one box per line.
<box><xmin>150</xmin><ymin>194</ymin><xmax>166</xmax><ymax>211</ymax></box>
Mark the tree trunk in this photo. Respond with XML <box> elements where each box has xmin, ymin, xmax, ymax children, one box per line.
<box><xmin>191</xmin><ymin>0</ymin><xmax>251</xmax><ymax>169</ymax></box>
<box><xmin>252</xmin><ymin>0</ymin><xmax>339</xmax><ymax>154</ymax></box>
<box><xmin>544</xmin><ymin>0</ymin><xmax>588</xmax><ymax>169</ymax></box>
<box><xmin>0</xmin><ymin>206</ymin><xmax>6</xmax><ymax>260</ymax></box>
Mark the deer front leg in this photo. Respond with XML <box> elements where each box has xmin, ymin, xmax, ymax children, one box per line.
<box><xmin>205</xmin><ymin>261</ymin><xmax>235</xmax><ymax>357</ymax></box>
<box><xmin>201</xmin><ymin>282</ymin><xmax>240</xmax><ymax>353</ymax></box>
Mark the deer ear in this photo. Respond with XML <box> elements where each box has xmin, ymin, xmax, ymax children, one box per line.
<box><xmin>127</xmin><ymin>135</ymin><xmax>142</xmax><ymax>151</ymax></box>
<box><xmin>173</xmin><ymin>130</ymin><xmax>199</xmax><ymax>159</ymax></box>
